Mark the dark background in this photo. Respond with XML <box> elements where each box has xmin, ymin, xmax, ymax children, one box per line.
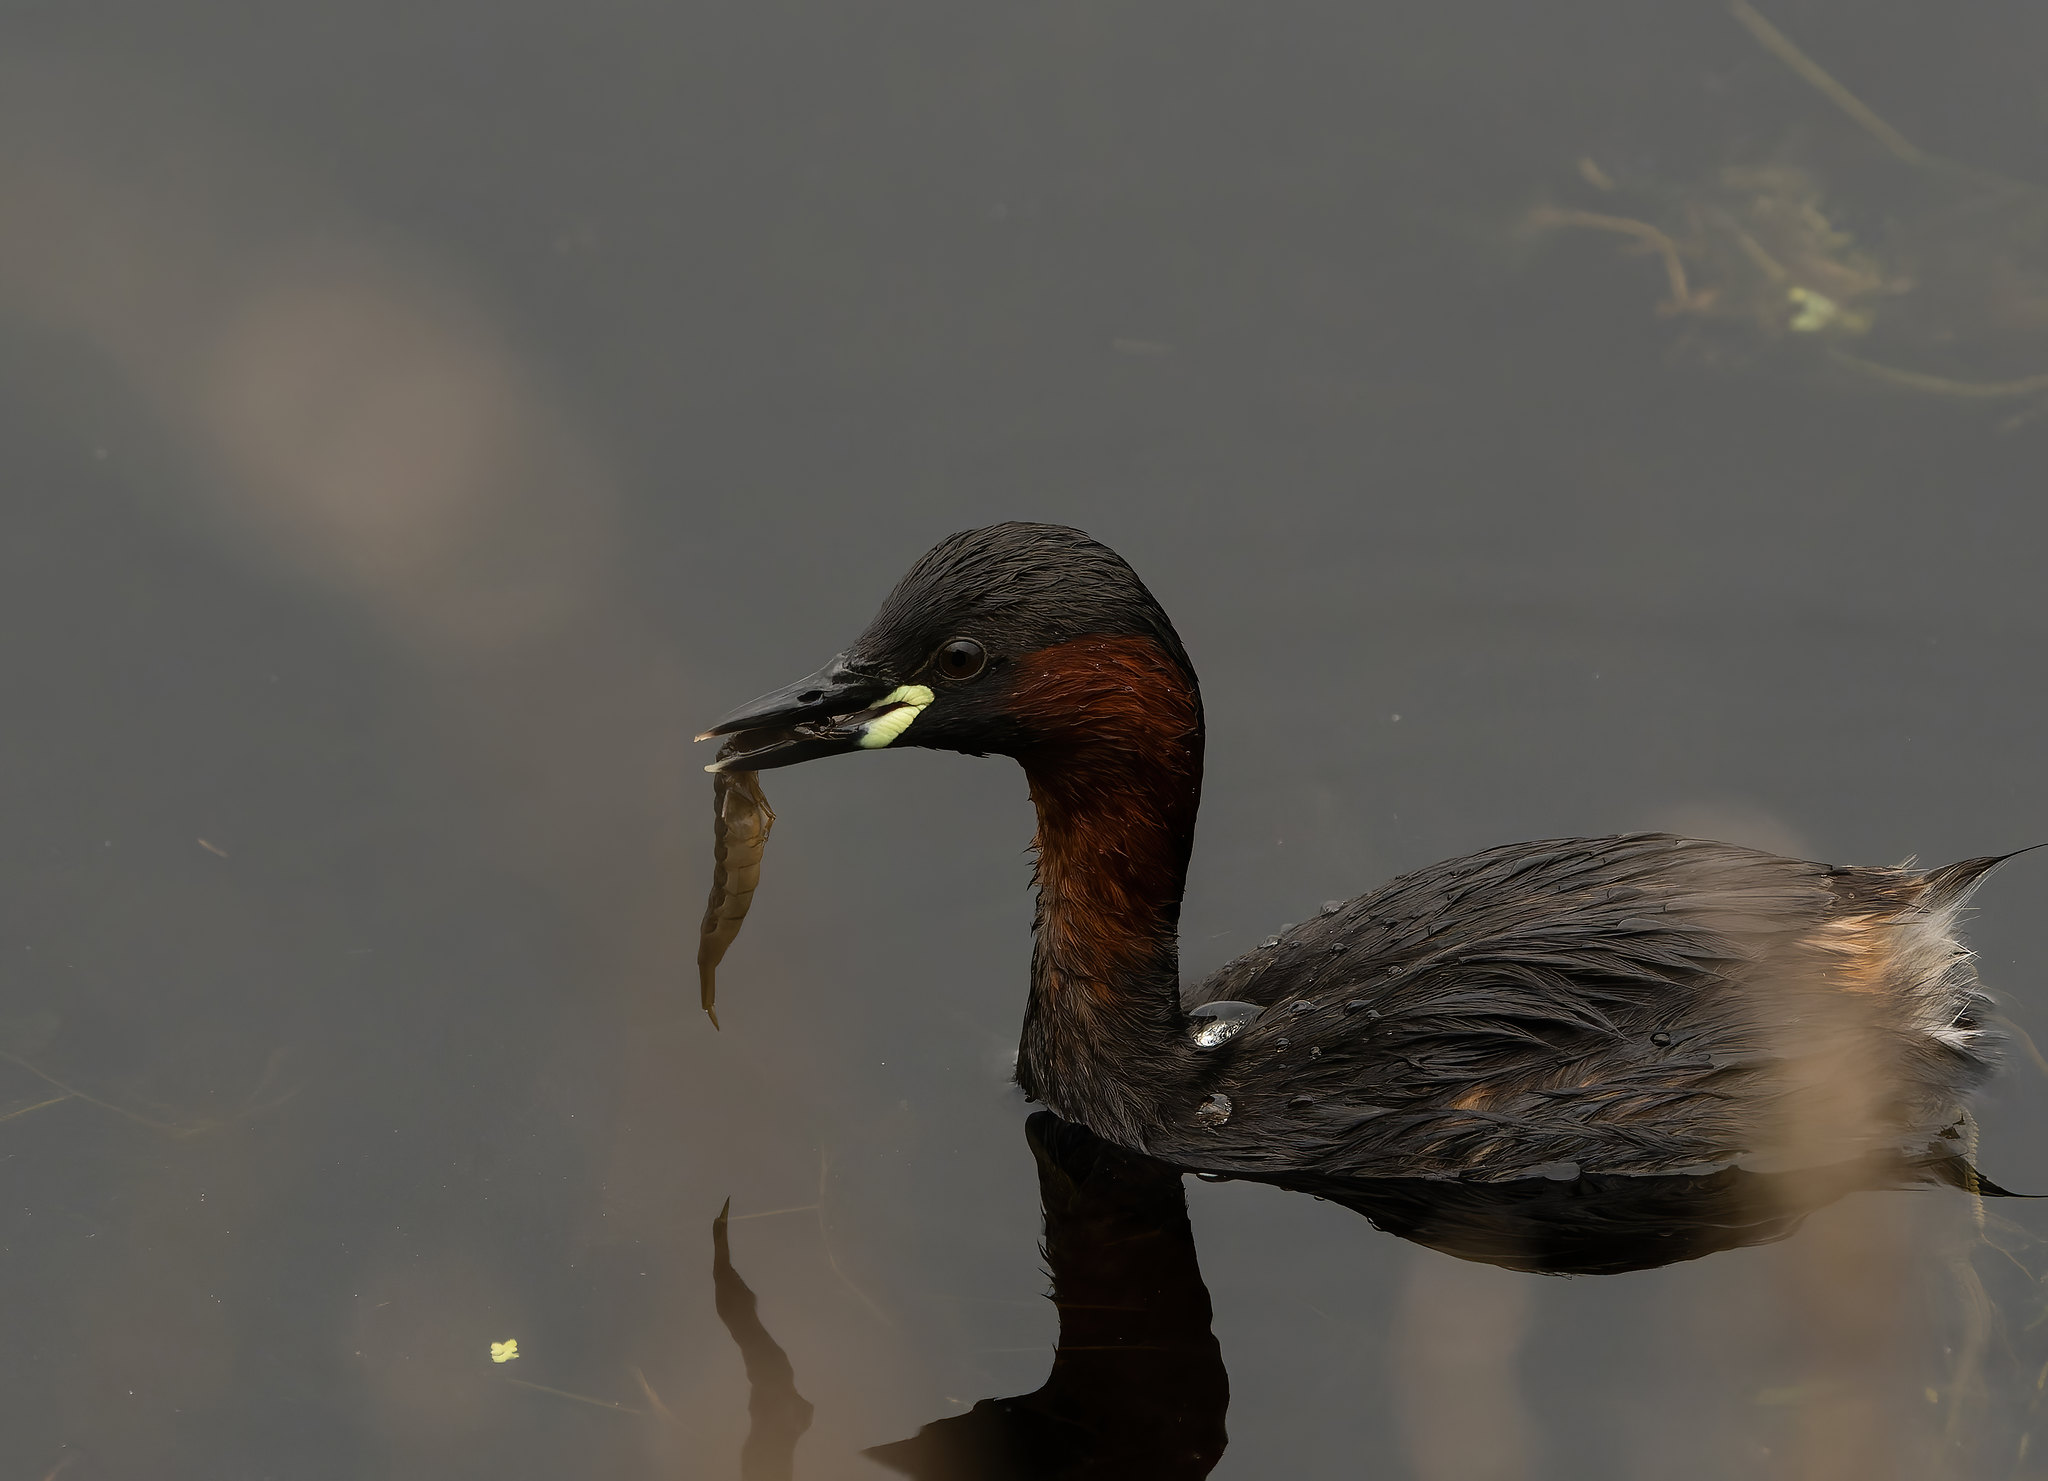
<box><xmin>3</xmin><ymin>2</ymin><xmax>2046</xmax><ymax>1477</ymax></box>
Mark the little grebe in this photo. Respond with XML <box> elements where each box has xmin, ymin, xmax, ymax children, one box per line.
<box><xmin>700</xmin><ymin>523</ymin><xmax>2018</xmax><ymax>1237</ymax></box>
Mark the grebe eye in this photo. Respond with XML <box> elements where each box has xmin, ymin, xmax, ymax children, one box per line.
<box><xmin>935</xmin><ymin>638</ymin><xmax>986</xmax><ymax>680</ymax></box>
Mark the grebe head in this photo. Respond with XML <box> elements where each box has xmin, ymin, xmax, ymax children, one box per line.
<box><xmin>699</xmin><ymin>522</ymin><xmax>1198</xmax><ymax>771</ymax></box>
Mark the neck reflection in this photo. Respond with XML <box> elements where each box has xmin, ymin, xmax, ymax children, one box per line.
<box><xmin>868</xmin><ymin>1111</ymin><xmax>1229</xmax><ymax>1479</ymax></box>
<box><xmin>710</xmin><ymin>1111</ymin><xmax>1230</xmax><ymax>1480</ymax></box>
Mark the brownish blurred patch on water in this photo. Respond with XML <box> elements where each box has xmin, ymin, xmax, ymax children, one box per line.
<box><xmin>0</xmin><ymin>54</ymin><xmax>870</xmax><ymax>1472</ymax></box>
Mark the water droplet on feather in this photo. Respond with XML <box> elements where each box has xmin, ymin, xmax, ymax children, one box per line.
<box><xmin>1188</xmin><ymin>1000</ymin><xmax>1263</xmax><ymax>1048</ymax></box>
<box><xmin>1195</xmin><ymin>1093</ymin><xmax>1232</xmax><ymax>1127</ymax></box>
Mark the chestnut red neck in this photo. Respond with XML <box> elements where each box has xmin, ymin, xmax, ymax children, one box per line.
<box><xmin>1007</xmin><ymin>635</ymin><xmax>1205</xmax><ymax>1138</ymax></box>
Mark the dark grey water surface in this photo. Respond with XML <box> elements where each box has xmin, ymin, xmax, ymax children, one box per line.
<box><xmin>5</xmin><ymin>3</ymin><xmax>2048</xmax><ymax>1477</ymax></box>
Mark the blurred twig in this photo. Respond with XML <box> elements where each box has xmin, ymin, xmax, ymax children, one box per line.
<box><xmin>1729</xmin><ymin>1</ymin><xmax>1926</xmax><ymax>166</ymax></box>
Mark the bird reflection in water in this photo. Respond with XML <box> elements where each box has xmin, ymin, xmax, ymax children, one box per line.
<box><xmin>713</xmin><ymin>1111</ymin><xmax>1228</xmax><ymax>1480</ymax></box>
<box><xmin>866</xmin><ymin>1113</ymin><xmax>1229</xmax><ymax>1480</ymax></box>
<box><xmin>697</xmin><ymin>521</ymin><xmax>2034</xmax><ymax>1476</ymax></box>
<box><xmin>1285</xmin><ymin>1143</ymin><xmax>2013</xmax><ymax>1277</ymax></box>
<box><xmin>711</xmin><ymin>1103</ymin><xmax>2003</xmax><ymax>1476</ymax></box>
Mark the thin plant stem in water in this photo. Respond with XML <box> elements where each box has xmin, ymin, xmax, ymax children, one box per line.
<box><xmin>1729</xmin><ymin>0</ymin><xmax>1926</xmax><ymax>167</ymax></box>
<box><xmin>1828</xmin><ymin>352</ymin><xmax>2048</xmax><ymax>402</ymax></box>
<box><xmin>630</xmin><ymin>1366</ymin><xmax>680</xmax><ymax>1428</ymax></box>
<box><xmin>0</xmin><ymin>1051</ymin><xmax>209</xmax><ymax>1135</ymax></box>
<box><xmin>814</xmin><ymin>1147</ymin><xmax>895</xmax><ymax>1330</ymax></box>
<box><xmin>1523</xmin><ymin>207</ymin><xmax>1696</xmax><ymax>313</ymax></box>
<box><xmin>498</xmin><ymin>1374</ymin><xmax>645</xmax><ymax>1415</ymax></box>
<box><xmin>726</xmin><ymin>1203</ymin><xmax>820</xmax><ymax>1223</ymax></box>
<box><xmin>0</xmin><ymin>1093</ymin><xmax>74</xmax><ymax>1126</ymax></box>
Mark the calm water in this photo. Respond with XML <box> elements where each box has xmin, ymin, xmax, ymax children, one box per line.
<box><xmin>5</xmin><ymin>3</ymin><xmax>2048</xmax><ymax>1477</ymax></box>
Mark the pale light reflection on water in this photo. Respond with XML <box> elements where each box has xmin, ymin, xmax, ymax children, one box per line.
<box><xmin>3</xmin><ymin>4</ymin><xmax>2048</xmax><ymax>1477</ymax></box>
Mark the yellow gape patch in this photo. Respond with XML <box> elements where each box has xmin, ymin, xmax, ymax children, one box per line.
<box><xmin>858</xmin><ymin>685</ymin><xmax>935</xmax><ymax>748</ymax></box>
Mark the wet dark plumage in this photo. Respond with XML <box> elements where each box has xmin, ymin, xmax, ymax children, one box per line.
<box><xmin>1171</xmin><ymin>834</ymin><xmax>2002</xmax><ymax>1181</ymax></box>
<box><xmin>704</xmin><ymin>522</ymin><xmax>2020</xmax><ymax>1272</ymax></box>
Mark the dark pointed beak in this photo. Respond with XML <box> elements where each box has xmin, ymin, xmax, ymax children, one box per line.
<box><xmin>696</xmin><ymin>656</ymin><xmax>925</xmax><ymax>772</ymax></box>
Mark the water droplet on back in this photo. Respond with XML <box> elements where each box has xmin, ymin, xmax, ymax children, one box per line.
<box><xmin>1322</xmin><ymin>901</ymin><xmax>1344</xmax><ymax>916</ymax></box>
<box><xmin>1188</xmin><ymin>1000</ymin><xmax>1263</xmax><ymax>1048</ymax></box>
<box><xmin>1650</xmin><ymin>1031</ymin><xmax>1672</xmax><ymax>1047</ymax></box>
<box><xmin>1195</xmin><ymin>1093</ymin><xmax>1233</xmax><ymax>1127</ymax></box>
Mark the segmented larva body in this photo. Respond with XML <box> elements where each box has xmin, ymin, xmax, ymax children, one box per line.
<box><xmin>698</xmin><ymin>761</ymin><xmax>775</xmax><ymax>1028</ymax></box>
